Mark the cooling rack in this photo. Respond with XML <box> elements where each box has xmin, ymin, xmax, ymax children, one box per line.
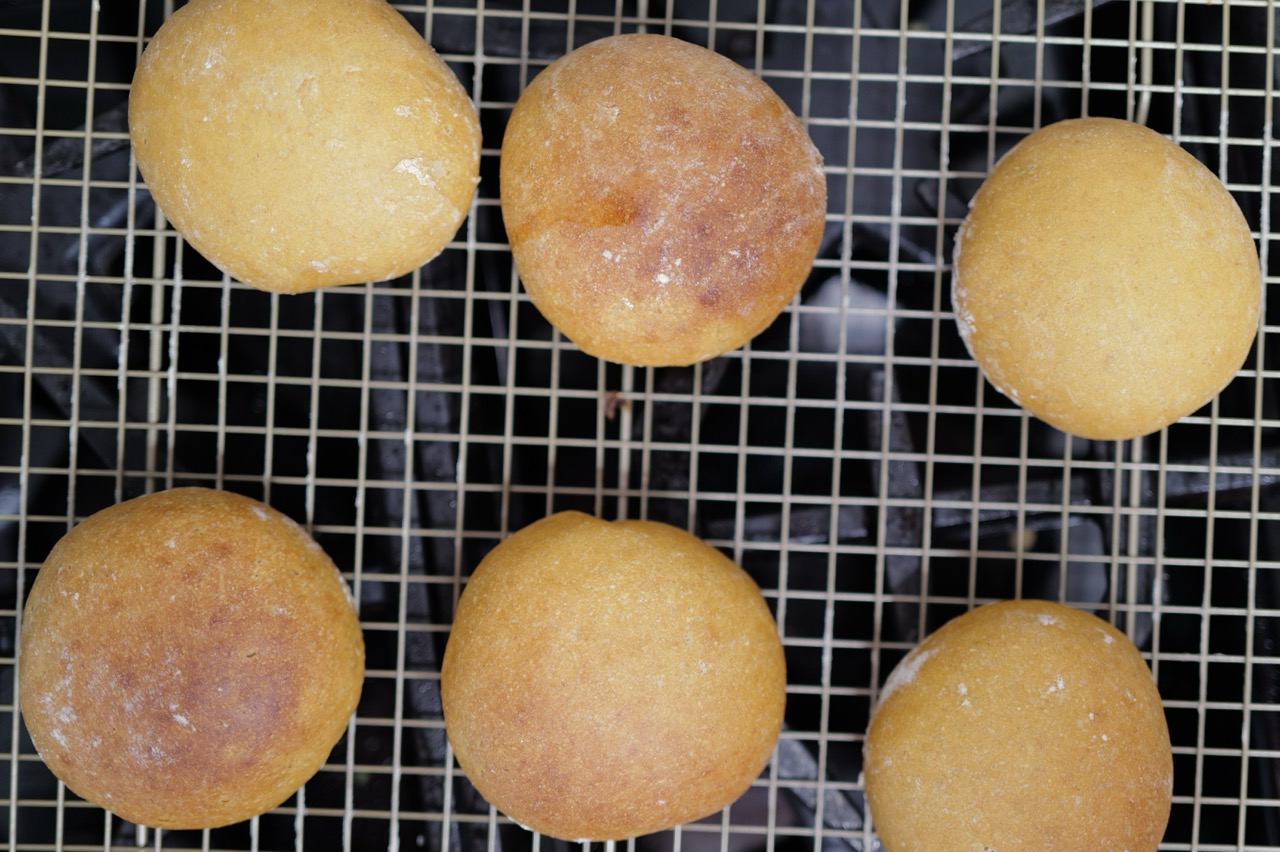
<box><xmin>1</xmin><ymin>0</ymin><xmax>1277</xmax><ymax>849</ymax></box>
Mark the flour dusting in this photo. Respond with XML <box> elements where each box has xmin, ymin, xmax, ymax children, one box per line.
<box><xmin>395</xmin><ymin>157</ymin><xmax>437</xmax><ymax>188</ymax></box>
<box><xmin>880</xmin><ymin>647</ymin><xmax>938</xmax><ymax>704</ymax></box>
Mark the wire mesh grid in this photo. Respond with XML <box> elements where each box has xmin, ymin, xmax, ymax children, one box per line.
<box><xmin>0</xmin><ymin>0</ymin><xmax>1278</xmax><ymax>849</ymax></box>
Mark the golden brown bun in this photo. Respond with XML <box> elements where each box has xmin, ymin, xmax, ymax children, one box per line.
<box><xmin>440</xmin><ymin>511</ymin><xmax>786</xmax><ymax>840</ymax></box>
<box><xmin>952</xmin><ymin>117</ymin><xmax>1260</xmax><ymax>440</ymax></box>
<box><xmin>500</xmin><ymin>34</ymin><xmax>827</xmax><ymax>366</ymax></box>
<box><xmin>129</xmin><ymin>0</ymin><xmax>480</xmax><ymax>294</ymax></box>
<box><xmin>864</xmin><ymin>599</ymin><xmax>1172</xmax><ymax>851</ymax></box>
<box><xmin>19</xmin><ymin>487</ymin><xmax>365</xmax><ymax>829</ymax></box>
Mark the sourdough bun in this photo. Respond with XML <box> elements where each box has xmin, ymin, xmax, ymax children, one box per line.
<box><xmin>952</xmin><ymin>116</ymin><xmax>1260</xmax><ymax>440</ymax></box>
<box><xmin>864</xmin><ymin>599</ymin><xmax>1172</xmax><ymax>850</ymax></box>
<box><xmin>440</xmin><ymin>511</ymin><xmax>786</xmax><ymax>840</ymax></box>
<box><xmin>19</xmin><ymin>487</ymin><xmax>365</xmax><ymax>829</ymax></box>
<box><xmin>500</xmin><ymin>34</ymin><xmax>827</xmax><ymax>366</ymax></box>
<box><xmin>129</xmin><ymin>0</ymin><xmax>481</xmax><ymax>294</ymax></box>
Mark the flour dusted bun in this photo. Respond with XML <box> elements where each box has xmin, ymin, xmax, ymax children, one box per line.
<box><xmin>500</xmin><ymin>34</ymin><xmax>827</xmax><ymax>366</ymax></box>
<box><xmin>864</xmin><ymin>599</ymin><xmax>1172</xmax><ymax>850</ymax></box>
<box><xmin>440</xmin><ymin>511</ymin><xmax>786</xmax><ymax>840</ymax></box>
<box><xmin>19</xmin><ymin>487</ymin><xmax>365</xmax><ymax>829</ymax></box>
<box><xmin>129</xmin><ymin>0</ymin><xmax>481</xmax><ymax>294</ymax></box>
<box><xmin>952</xmin><ymin>117</ymin><xmax>1260</xmax><ymax>439</ymax></box>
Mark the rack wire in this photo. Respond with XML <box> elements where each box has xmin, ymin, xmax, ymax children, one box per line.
<box><xmin>1</xmin><ymin>0</ymin><xmax>1278</xmax><ymax>849</ymax></box>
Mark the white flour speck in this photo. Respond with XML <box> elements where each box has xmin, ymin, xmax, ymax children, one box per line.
<box><xmin>1038</xmin><ymin>613</ymin><xmax>1058</xmax><ymax>626</ymax></box>
<box><xmin>655</xmin><ymin>273</ymin><xmax>670</xmax><ymax>284</ymax></box>
<box><xmin>395</xmin><ymin>157</ymin><xmax>437</xmax><ymax>187</ymax></box>
<box><xmin>394</xmin><ymin>105</ymin><xmax>411</xmax><ymax>116</ymax></box>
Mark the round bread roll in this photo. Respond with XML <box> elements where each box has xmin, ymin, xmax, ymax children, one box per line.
<box><xmin>129</xmin><ymin>0</ymin><xmax>481</xmax><ymax>294</ymax></box>
<box><xmin>500</xmin><ymin>34</ymin><xmax>827</xmax><ymax>366</ymax></box>
<box><xmin>19</xmin><ymin>487</ymin><xmax>365</xmax><ymax>829</ymax></box>
<box><xmin>440</xmin><ymin>511</ymin><xmax>787</xmax><ymax>840</ymax></box>
<box><xmin>952</xmin><ymin>116</ymin><xmax>1260</xmax><ymax>440</ymax></box>
<box><xmin>864</xmin><ymin>599</ymin><xmax>1172</xmax><ymax>850</ymax></box>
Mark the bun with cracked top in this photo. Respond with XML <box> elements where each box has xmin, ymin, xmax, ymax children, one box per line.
<box><xmin>129</xmin><ymin>0</ymin><xmax>481</xmax><ymax>294</ymax></box>
<box><xmin>500</xmin><ymin>33</ymin><xmax>827</xmax><ymax>366</ymax></box>
<box><xmin>19</xmin><ymin>487</ymin><xmax>365</xmax><ymax>829</ymax></box>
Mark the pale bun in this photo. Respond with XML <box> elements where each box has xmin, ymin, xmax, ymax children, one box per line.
<box><xmin>129</xmin><ymin>0</ymin><xmax>481</xmax><ymax>294</ymax></box>
<box><xmin>19</xmin><ymin>487</ymin><xmax>365</xmax><ymax>829</ymax></box>
<box><xmin>500</xmin><ymin>34</ymin><xmax>827</xmax><ymax>366</ymax></box>
<box><xmin>440</xmin><ymin>511</ymin><xmax>786</xmax><ymax>840</ymax></box>
<box><xmin>864</xmin><ymin>599</ymin><xmax>1172</xmax><ymax>850</ymax></box>
<box><xmin>952</xmin><ymin>117</ymin><xmax>1260</xmax><ymax>440</ymax></box>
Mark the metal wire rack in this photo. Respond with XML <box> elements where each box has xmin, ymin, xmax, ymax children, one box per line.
<box><xmin>1</xmin><ymin>0</ymin><xmax>1278</xmax><ymax>849</ymax></box>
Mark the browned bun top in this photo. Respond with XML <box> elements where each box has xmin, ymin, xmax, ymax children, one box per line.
<box><xmin>500</xmin><ymin>33</ymin><xmax>827</xmax><ymax>366</ymax></box>
<box><xmin>440</xmin><ymin>511</ymin><xmax>786</xmax><ymax>841</ymax></box>
<box><xmin>128</xmin><ymin>0</ymin><xmax>481</xmax><ymax>294</ymax></box>
<box><xmin>864</xmin><ymin>599</ymin><xmax>1172</xmax><ymax>851</ymax></box>
<box><xmin>952</xmin><ymin>116</ymin><xmax>1260</xmax><ymax>440</ymax></box>
<box><xmin>18</xmin><ymin>487</ymin><xmax>365</xmax><ymax>830</ymax></box>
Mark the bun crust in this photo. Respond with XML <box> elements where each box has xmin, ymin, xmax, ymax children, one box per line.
<box><xmin>952</xmin><ymin>117</ymin><xmax>1260</xmax><ymax>439</ymax></box>
<box><xmin>864</xmin><ymin>599</ymin><xmax>1173</xmax><ymax>850</ymax></box>
<box><xmin>500</xmin><ymin>34</ymin><xmax>827</xmax><ymax>366</ymax></box>
<box><xmin>440</xmin><ymin>511</ymin><xmax>786</xmax><ymax>840</ymax></box>
<box><xmin>19</xmin><ymin>487</ymin><xmax>365</xmax><ymax>829</ymax></box>
<box><xmin>129</xmin><ymin>0</ymin><xmax>481</xmax><ymax>293</ymax></box>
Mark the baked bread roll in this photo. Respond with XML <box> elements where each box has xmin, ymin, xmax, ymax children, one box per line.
<box><xmin>129</xmin><ymin>0</ymin><xmax>481</xmax><ymax>294</ymax></box>
<box><xmin>19</xmin><ymin>487</ymin><xmax>365</xmax><ymax>829</ymax></box>
<box><xmin>500</xmin><ymin>34</ymin><xmax>827</xmax><ymax>366</ymax></box>
<box><xmin>440</xmin><ymin>511</ymin><xmax>786</xmax><ymax>840</ymax></box>
<box><xmin>864</xmin><ymin>599</ymin><xmax>1172</xmax><ymax>850</ymax></box>
<box><xmin>952</xmin><ymin>116</ymin><xmax>1260</xmax><ymax>440</ymax></box>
